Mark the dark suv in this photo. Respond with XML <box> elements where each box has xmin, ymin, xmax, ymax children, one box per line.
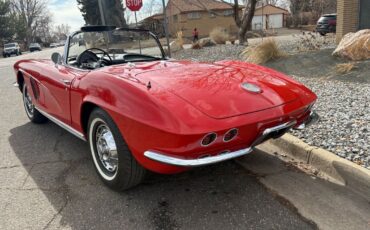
<box><xmin>316</xmin><ymin>14</ymin><xmax>336</xmax><ymax>36</ymax></box>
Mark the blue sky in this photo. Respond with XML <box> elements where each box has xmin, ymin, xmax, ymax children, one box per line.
<box><xmin>49</xmin><ymin>0</ymin><xmax>84</xmax><ymax>31</ymax></box>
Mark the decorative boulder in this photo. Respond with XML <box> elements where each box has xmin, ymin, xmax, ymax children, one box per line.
<box><xmin>191</xmin><ymin>42</ymin><xmax>201</xmax><ymax>49</ymax></box>
<box><xmin>198</xmin><ymin>37</ymin><xmax>216</xmax><ymax>47</ymax></box>
<box><xmin>333</xmin><ymin>29</ymin><xmax>370</xmax><ymax>61</ymax></box>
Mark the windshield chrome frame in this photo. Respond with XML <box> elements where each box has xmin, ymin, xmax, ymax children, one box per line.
<box><xmin>63</xmin><ymin>27</ymin><xmax>166</xmax><ymax>67</ymax></box>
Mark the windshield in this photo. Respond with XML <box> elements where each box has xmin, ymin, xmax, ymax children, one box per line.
<box><xmin>67</xmin><ymin>29</ymin><xmax>164</xmax><ymax>69</ymax></box>
<box><xmin>5</xmin><ymin>44</ymin><xmax>15</xmax><ymax>48</ymax></box>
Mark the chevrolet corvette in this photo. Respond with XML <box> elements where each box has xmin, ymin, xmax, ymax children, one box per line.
<box><xmin>14</xmin><ymin>26</ymin><xmax>318</xmax><ymax>190</ymax></box>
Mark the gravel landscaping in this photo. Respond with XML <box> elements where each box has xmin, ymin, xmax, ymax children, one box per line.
<box><xmin>172</xmin><ymin>38</ymin><xmax>370</xmax><ymax>169</ymax></box>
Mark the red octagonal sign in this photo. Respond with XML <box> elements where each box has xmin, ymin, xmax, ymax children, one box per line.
<box><xmin>126</xmin><ymin>0</ymin><xmax>143</xmax><ymax>11</ymax></box>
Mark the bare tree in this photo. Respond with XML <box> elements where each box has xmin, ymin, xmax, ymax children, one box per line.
<box><xmin>10</xmin><ymin>0</ymin><xmax>47</xmax><ymax>45</ymax></box>
<box><xmin>234</xmin><ymin>0</ymin><xmax>257</xmax><ymax>45</ymax></box>
<box><xmin>288</xmin><ymin>0</ymin><xmax>336</xmax><ymax>26</ymax></box>
<box><xmin>232</xmin><ymin>0</ymin><xmax>258</xmax><ymax>45</ymax></box>
<box><xmin>54</xmin><ymin>24</ymin><xmax>71</xmax><ymax>41</ymax></box>
<box><xmin>33</xmin><ymin>13</ymin><xmax>53</xmax><ymax>43</ymax></box>
<box><xmin>183</xmin><ymin>0</ymin><xmax>258</xmax><ymax>45</ymax></box>
<box><xmin>257</xmin><ymin>0</ymin><xmax>279</xmax><ymax>6</ymax></box>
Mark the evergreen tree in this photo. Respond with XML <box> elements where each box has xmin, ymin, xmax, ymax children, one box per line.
<box><xmin>0</xmin><ymin>0</ymin><xmax>16</xmax><ymax>42</ymax></box>
<box><xmin>77</xmin><ymin>0</ymin><xmax>127</xmax><ymax>27</ymax></box>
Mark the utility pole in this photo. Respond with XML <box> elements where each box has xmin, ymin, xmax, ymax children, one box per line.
<box><xmin>98</xmin><ymin>0</ymin><xmax>106</xmax><ymax>25</ymax></box>
<box><xmin>162</xmin><ymin>0</ymin><xmax>171</xmax><ymax>57</ymax></box>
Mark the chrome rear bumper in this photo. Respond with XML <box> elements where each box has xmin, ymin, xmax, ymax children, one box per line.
<box><xmin>144</xmin><ymin>147</ymin><xmax>253</xmax><ymax>167</ymax></box>
<box><xmin>144</xmin><ymin>120</ymin><xmax>298</xmax><ymax>167</ymax></box>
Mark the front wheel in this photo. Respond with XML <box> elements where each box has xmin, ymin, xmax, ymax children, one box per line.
<box><xmin>22</xmin><ymin>83</ymin><xmax>48</xmax><ymax>123</ymax></box>
<box><xmin>88</xmin><ymin>108</ymin><xmax>146</xmax><ymax>190</ymax></box>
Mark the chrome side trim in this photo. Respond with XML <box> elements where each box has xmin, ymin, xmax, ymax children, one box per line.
<box><xmin>144</xmin><ymin>147</ymin><xmax>253</xmax><ymax>167</ymax></box>
<box><xmin>35</xmin><ymin>106</ymin><xmax>86</xmax><ymax>141</ymax></box>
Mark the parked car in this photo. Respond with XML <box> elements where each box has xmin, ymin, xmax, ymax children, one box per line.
<box><xmin>58</xmin><ymin>41</ymin><xmax>66</xmax><ymax>47</ymax></box>
<box><xmin>3</xmin><ymin>42</ymin><xmax>21</xmax><ymax>57</ymax></box>
<box><xmin>50</xmin><ymin>43</ymin><xmax>58</xmax><ymax>48</ymax></box>
<box><xmin>316</xmin><ymin>14</ymin><xmax>336</xmax><ymax>36</ymax></box>
<box><xmin>29</xmin><ymin>43</ymin><xmax>42</xmax><ymax>52</ymax></box>
<box><xmin>14</xmin><ymin>26</ymin><xmax>319</xmax><ymax>190</ymax></box>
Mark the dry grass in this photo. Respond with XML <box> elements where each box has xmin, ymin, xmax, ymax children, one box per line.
<box><xmin>209</xmin><ymin>27</ymin><xmax>230</xmax><ymax>44</ymax></box>
<box><xmin>175</xmin><ymin>31</ymin><xmax>184</xmax><ymax>47</ymax></box>
<box><xmin>335</xmin><ymin>63</ymin><xmax>356</xmax><ymax>74</ymax></box>
<box><xmin>242</xmin><ymin>38</ymin><xmax>285</xmax><ymax>64</ymax></box>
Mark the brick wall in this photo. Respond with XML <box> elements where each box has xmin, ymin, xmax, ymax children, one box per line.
<box><xmin>168</xmin><ymin>10</ymin><xmax>239</xmax><ymax>38</ymax></box>
<box><xmin>336</xmin><ymin>0</ymin><xmax>359</xmax><ymax>43</ymax></box>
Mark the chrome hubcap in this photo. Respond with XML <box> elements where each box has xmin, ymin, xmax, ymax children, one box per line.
<box><xmin>95</xmin><ymin>124</ymin><xmax>118</xmax><ymax>173</ymax></box>
<box><xmin>24</xmin><ymin>86</ymin><xmax>34</xmax><ymax>116</ymax></box>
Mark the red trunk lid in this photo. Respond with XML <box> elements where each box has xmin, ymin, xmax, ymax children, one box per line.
<box><xmin>135</xmin><ymin>62</ymin><xmax>300</xmax><ymax>119</ymax></box>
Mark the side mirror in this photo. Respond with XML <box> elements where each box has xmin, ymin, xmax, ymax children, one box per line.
<box><xmin>51</xmin><ymin>52</ymin><xmax>62</xmax><ymax>66</ymax></box>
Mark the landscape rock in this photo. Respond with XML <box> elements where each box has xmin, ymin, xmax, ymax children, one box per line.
<box><xmin>333</xmin><ymin>29</ymin><xmax>370</xmax><ymax>60</ymax></box>
<box><xmin>198</xmin><ymin>37</ymin><xmax>216</xmax><ymax>48</ymax></box>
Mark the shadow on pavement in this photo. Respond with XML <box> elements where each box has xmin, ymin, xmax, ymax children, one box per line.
<box><xmin>8</xmin><ymin>122</ymin><xmax>316</xmax><ymax>230</ymax></box>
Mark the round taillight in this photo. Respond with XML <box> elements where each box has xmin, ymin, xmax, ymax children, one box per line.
<box><xmin>201</xmin><ymin>133</ymin><xmax>217</xmax><ymax>146</ymax></box>
<box><xmin>223</xmin><ymin>128</ymin><xmax>238</xmax><ymax>142</ymax></box>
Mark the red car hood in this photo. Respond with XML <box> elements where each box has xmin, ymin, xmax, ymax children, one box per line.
<box><xmin>132</xmin><ymin>61</ymin><xmax>302</xmax><ymax>119</ymax></box>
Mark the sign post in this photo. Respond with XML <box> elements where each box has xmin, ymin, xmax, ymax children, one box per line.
<box><xmin>162</xmin><ymin>0</ymin><xmax>171</xmax><ymax>57</ymax></box>
<box><xmin>126</xmin><ymin>0</ymin><xmax>143</xmax><ymax>53</ymax></box>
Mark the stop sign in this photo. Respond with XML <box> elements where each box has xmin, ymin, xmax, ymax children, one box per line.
<box><xmin>126</xmin><ymin>0</ymin><xmax>142</xmax><ymax>11</ymax></box>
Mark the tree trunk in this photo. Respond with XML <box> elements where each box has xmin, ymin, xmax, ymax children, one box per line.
<box><xmin>238</xmin><ymin>0</ymin><xmax>257</xmax><ymax>45</ymax></box>
<box><xmin>233</xmin><ymin>0</ymin><xmax>241</xmax><ymax>27</ymax></box>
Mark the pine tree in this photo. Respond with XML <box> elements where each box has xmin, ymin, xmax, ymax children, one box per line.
<box><xmin>76</xmin><ymin>0</ymin><xmax>127</xmax><ymax>27</ymax></box>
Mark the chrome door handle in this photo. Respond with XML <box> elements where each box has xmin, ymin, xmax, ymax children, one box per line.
<box><xmin>60</xmin><ymin>79</ymin><xmax>71</xmax><ymax>85</ymax></box>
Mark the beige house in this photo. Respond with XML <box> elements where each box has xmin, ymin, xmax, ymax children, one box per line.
<box><xmin>336</xmin><ymin>0</ymin><xmax>370</xmax><ymax>43</ymax></box>
<box><xmin>165</xmin><ymin>0</ymin><xmax>240</xmax><ymax>37</ymax></box>
<box><xmin>251</xmin><ymin>4</ymin><xmax>289</xmax><ymax>30</ymax></box>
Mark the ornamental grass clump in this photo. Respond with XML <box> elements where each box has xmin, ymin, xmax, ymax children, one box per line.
<box><xmin>242</xmin><ymin>38</ymin><xmax>285</xmax><ymax>64</ymax></box>
<box><xmin>335</xmin><ymin>63</ymin><xmax>356</xmax><ymax>74</ymax></box>
<box><xmin>209</xmin><ymin>27</ymin><xmax>230</xmax><ymax>44</ymax></box>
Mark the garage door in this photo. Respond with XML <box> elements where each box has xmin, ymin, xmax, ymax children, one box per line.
<box><xmin>252</xmin><ymin>15</ymin><xmax>266</xmax><ymax>30</ymax></box>
<box><xmin>268</xmin><ymin>14</ymin><xmax>283</xmax><ymax>29</ymax></box>
<box><xmin>360</xmin><ymin>0</ymin><xmax>370</xmax><ymax>29</ymax></box>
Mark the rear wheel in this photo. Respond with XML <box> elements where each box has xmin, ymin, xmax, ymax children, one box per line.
<box><xmin>88</xmin><ymin>108</ymin><xmax>146</xmax><ymax>190</ymax></box>
<box><xmin>319</xmin><ymin>32</ymin><xmax>326</xmax><ymax>36</ymax></box>
<box><xmin>22</xmin><ymin>83</ymin><xmax>48</xmax><ymax>123</ymax></box>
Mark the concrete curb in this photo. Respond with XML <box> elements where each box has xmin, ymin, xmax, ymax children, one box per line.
<box><xmin>268</xmin><ymin>133</ymin><xmax>370</xmax><ymax>199</ymax></box>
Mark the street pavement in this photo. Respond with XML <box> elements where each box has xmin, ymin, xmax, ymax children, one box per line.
<box><xmin>0</xmin><ymin>48</ymin><xmax>368</xmax><ymax>230</ymax></box>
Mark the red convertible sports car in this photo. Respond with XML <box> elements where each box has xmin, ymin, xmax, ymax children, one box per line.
<box><xmin>14</xmin><ymin>26</ymin><xmax>318</xmax><ymax>190</ymax></box>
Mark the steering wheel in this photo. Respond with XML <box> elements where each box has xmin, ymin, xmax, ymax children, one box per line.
<box><xmin>76</xmin><ymin>48</ymin><xmax>113</xmax><ymax>68</ymax></box>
